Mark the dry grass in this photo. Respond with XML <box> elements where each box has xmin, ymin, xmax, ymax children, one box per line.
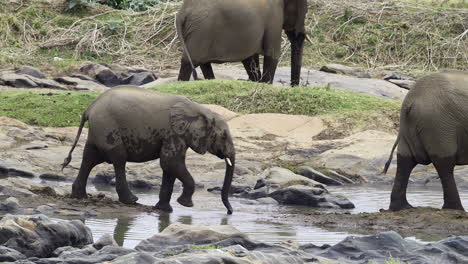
<box><xmin>0</xmin><ymin>0</ymin><xmax>466</xmax><ymax>75</ymax></box>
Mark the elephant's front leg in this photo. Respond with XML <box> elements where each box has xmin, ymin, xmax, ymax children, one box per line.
<box><xmin>154</xmin><ymin>171</ymin><xmax>176</xmax><ymax>212</ymax></box>
<box><xmin>175</xmin><ymin>164</ymin><xmax>195</xmax><ymax>208</ymax></box>
<box><xmin>160</xmin><ymin>153</ymin><xmax>195</xmax><ymax>208</ymax></box>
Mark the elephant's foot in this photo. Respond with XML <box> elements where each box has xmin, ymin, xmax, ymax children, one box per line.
<box><xmin>389</xmin><ymin>200</ymin><xmax>413</xmax><ymax>211</ymax></box>
<box><xmin>155</xmin><ymin>202</ymin><xmax>173</xmax><ymax>212</ymax></box>
<box><xmin>118</xmin><ymin>193</ymin><xmax>139</xmax><ymax>204</ymax></box>
<box><xmin>177</xmin><ymin>196</ymin><xmax>194</xmax><ymax>207</ymax></box>
<box><xmin>71</xmin><ymin>184</ymin><xmax>88</xmax><ymax>199</ymax></box>
<box><xmin>442</xmin><ymin>202</ymin><xmax>465</xmax><ymax>211</ymax></box>
<box><xmin>70</xmin><ymin>191</ymin><xmax>88</xmax><ymax>199</ymax></box>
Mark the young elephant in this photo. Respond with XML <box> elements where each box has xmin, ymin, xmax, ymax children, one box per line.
<box><xmin>384</xmin><ymin>71</ymin><xmax>468</xmax><ymax>211</ymax></box>
<box><xmin>62</xmin><ymin>86</ymin><xmax>235</xmax><ymax>214</ymax></box>
<box><xmin>176</xmin><ymin>0</ymin><xmax>308</xmax><ymax>86</ymax></box>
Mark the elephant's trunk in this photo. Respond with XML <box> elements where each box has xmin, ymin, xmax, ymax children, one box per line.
<box><xmin>288</xmin><ymin>32</ymin><xmax>305</xmax><ymax>86</ymax></box>
<box><xmin>222</xmin><ymin>155</ymin><xmax>235</xmax><ymax>215</ymax></box>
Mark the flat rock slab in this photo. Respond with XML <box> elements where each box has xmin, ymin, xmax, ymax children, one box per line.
<box><xmin>229</xmin><ymin>113</ymin><xmax>324</xmax><ymax>146</ymax></box>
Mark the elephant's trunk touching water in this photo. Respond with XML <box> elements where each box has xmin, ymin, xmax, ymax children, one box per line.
<box><xmin>222</xmin><ymin>155</ymin><xmax>235</xmax><ymax>215</ymax></box>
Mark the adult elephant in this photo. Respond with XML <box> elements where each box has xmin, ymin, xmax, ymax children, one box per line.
<box><xmin>62</xmin><ymin>86</ymin><xmax>235</xmax><ymax>214</ymax></box>
<box><xmin>384</xmin><ymin>71</ymin><xmax>468</xmax><ymax>212</ymax></box>
<box><xmin>176</xmin><ymin>0</ymin><xmax>308</xmax><ymax>86</ymax></box>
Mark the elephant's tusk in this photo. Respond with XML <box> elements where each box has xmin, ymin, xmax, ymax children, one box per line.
<box><xmin>226</xmin><ymin>158</ymin><xmax>232</xmax><ymax>167</ymax></box>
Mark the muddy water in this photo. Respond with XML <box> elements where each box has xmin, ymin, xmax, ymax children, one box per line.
<box><xmin>83</xmin><ymin>184</ymin><xmax>468</xmax><ymax>248</ymax></box>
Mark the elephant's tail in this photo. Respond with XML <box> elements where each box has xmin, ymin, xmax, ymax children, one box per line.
<box><xmin>175</xmin><ymin>13</ymin><xmax>198</xmax><ymax>80</ymax></box>
<box><xmin>61</xmin><ymin>110</ymin><xmax>88</xmax><ymax>172</ymax></box>
<box><xmin>383</xmin><ymin>133</ymin><xmax>400</xmax><ymax>175</ymax></box>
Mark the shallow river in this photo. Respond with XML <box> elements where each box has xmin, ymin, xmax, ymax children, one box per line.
<box><xmin>83</xmin><ymin>184</ymin><xmax>468</xmax><ymax>248</ymax></box>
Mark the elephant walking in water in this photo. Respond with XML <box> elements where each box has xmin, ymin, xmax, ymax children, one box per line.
<box><xmin>62</xmin><ymin>86</ymin><xmax>235</xmax><ymax>214</ymax></box>
<box><xmin>384</xmin><ymin>71</ymin><xmax>468</xmax><ymax>211</ymax></box>
<box><xmin>176</xmin><ymin>0</ymin><xmax>308</xmax><ymax>86</ymax></box>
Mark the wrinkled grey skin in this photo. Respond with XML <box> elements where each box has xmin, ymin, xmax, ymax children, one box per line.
<box><xmin>384</xmin><ymin>71</ymin><xmax>468</xmax><ymax>212</ymax></box>
<box><xmin>62</xmin><ymin>86</ymin><xmax>235</xmax><ymax>214</ymax></box>
<box><xmin>176</xmin><ymin>0</ymin><xmax>308</xmax><ymax>86</ymax></box>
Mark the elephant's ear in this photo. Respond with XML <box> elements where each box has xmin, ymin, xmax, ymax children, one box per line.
<box><xmin>170</xmin><ymin>101</ymin><xmax>213</xmax><ymax>154</ymax></box>
<box><xmin>171</xmin><ymin>101</ymin><xmax>191</xmax><ymax>135</ymax></box>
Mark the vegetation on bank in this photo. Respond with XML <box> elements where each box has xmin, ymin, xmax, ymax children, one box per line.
<box><xmin>0</xmin><ymin>0</ymin><xmax>466</xmax><ymax>76</ymax></box>
<box><xmin>0</xmin><ymin>80</ymin><xmax>400</xmax><ymax>127</ymax></box>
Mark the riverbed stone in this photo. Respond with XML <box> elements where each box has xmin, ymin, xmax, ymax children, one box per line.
<box><xmin>309</xmin><ymin>231</ymin><xmax>468</xmax><ymax>264</ymax></box>
<box><xmin>269</xmin><ymin>185</ymin><xmax>355</xmax><ymax>209</ymax></box>
<box><xmin>93</xmin><ymin>234</ymin><xmax>118</xmax><ymax>250</ymax></box>
<box><xmin>0</xmin><ymin>214</ymin><xmax>93</xmax><ymax>258</ymax></box>
<box><xmin>0</xmin><ymin>197</ymin><xmax>20</xmax><ymax>211</ymax></box>
<box><xmin>0</xmin><ymin>246</ymin><xmax>27</xmax><ymax>262</ymax></box>
<box><xmin>135</xmin><ymin>224</ymin><xmax>243</xmax><ymax>253</ymax></box>
<box><xmin>261</xmin><ymin>167</ymin><xmax>324</xmax><ymax>189</ymax></box>
<box><xmin>16</xmin><ymin>66</ymin><xmax>46</xmax><ymax>79</ymax></box>
<box><xmin>298</xmin><ymin>166</ymin><xmax>343</xmax><ymax>186</ymax></box>
<box><xmin>320</xmin><ymin>63</ymin><xmax>372</xmax><ymax>78</ymax></box>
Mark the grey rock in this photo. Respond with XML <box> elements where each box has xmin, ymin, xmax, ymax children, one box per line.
<box><xmin>0</xmin><ymin>197</ymin><xmax>20</xmax><ymax>211</ymax></box>
<box><xmin>39</xmin><ymin>173</ymin><xmax>68</xmax><ymax>181</ymax></box>
<box><xmin>123</xmin><ymin>71</ymin><xmax>157</xmax><ymax>86</ymax></box>
<box><xmin>111</xmin><ymin>252</ymin><xmax>158</xmax><ymax>264</ymax></box>
<box><xmin>93</xmin><ymin>234</ymin><xmax>118</xmax><ymax>250</ymax></box>
<box><xmin>16</xmin><ymin>66</ymin><xmax>46</xmax><ymax>79</ymax></box>
<box><xmin>0</xmin><ymin>214</ymin><xmax>93</xmax><ymax>258</ymax></box>
<box><xmin>328</xmin><ymin>170</ymin><xmax>356</xmax><ymax>184</ymax></box>
<box><xmin>261</xmin><ymin>167</ymin><xmax>324</xmax><ymax>190</ymax></box>
<box><xmin>51</xmin><ymin>246</ymin><xmax>75</xmax><ymax>257</ymax></box>
<box><xmin>320</xmin><ymin>64</ymin><xmax>372</xmax><ymax>78</ymax></box>
<box><xmin>240</xmin><ymin>187</ymin><xmax>268</xmax><ymax>200</ymax></box>
<box><xmin>255</xmin><ymin>197</ymin><xmax>279</xmax><ymax>205</ymax></box>
<box><xmin>55</xmin><ymin>76</ymin><xmax>108</xmax><ymax>92</ymax></box>
<box><xmin>92</xmin><ymin>172</ymin><xmax>115</xmax><ymax>185</ymax></box>
<box><xmin>311</xmin><ymin>231</ymin><xmax>468</xmax><ymax>264</ymax></box>
<box><xmin>69</xmin><ymin>73</ymin><xmax>97</xmax><ymax>82</ymax></box>
<box><xmin>298</xmin><ymin>166</ymin><xmax>343</xmax><ymax>186</ymax></box>
<box><xmin>136</xmin><ymin>224</ymin><xmax>242</xmax><ymax>253</ymax></box>
<box><xmin>128</xmin><ymin>179</ymin><xmax>156</xmax><ymax>189</ymax></box>
<box><xmin>0</xmin><ymin>246</ymin><xmax>27</xmax><ymax>262</ymax></box>
<box><xmin>8</xmin><ymin>168</ymin><xmax>35</xmax><ymax>178</ymax></box>
<box><xmin>234</xmin><ymin>165</ymin><xmax>252</xmax><ymax>176</ymax></box>
<box><xmin>96</xmin><ymin>68</ymin><xmax>122</xmax><ymax>87</ymax></box>
<box><xmin>383</xmin><ymin>72</ymin><xmax>416</xmax><ymax>81</ymax></box>
<box><xmin>254</xmin><ymin>179</ymin><xmax>266</xmax><ymax>189</ymax></box>
<box><xmin>387</xmin><ymin>79</ymin><xmax>415</xmax><ymax>90</ymax></box>
<box><xmin>269</xmin><ymin>185</ymin><xmax>355</xmax><ymax>209</ymax></box>
<box><xmin>0</xmin><ymin>71</ymin><xmax>38</xmax><ymax>88</ymax></box>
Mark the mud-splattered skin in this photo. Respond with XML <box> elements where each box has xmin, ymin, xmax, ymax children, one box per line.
<box><xmin>63</xmin><ymin>86</ymin><xmax>235</xmax><ymax>214</ymax></box>
<box><xmin>384</xmin><ymin>71</ymin><xmax>468</xmax><ymax>212</ymax></box>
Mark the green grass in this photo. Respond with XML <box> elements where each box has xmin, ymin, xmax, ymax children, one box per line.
<box><xmin>0</xmin><ymin>91</ymin><xmax>97</xmax><ymax>127</ymax></box>
<box><xmin>0</xmin><ymin>80</ymin><xmax>400</xmax><ymax>127</ymax></box>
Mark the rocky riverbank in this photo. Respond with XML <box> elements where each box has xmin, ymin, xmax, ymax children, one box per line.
<box><xmin>1</xmin><ymin>215</ymin><xmax>467</xmax><ymax>264</ymax></box>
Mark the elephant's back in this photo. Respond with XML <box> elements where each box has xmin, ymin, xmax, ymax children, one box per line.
<box><xmin>86</xmin><ymin>86</ymin><xmax>182</xmax><ymax>144</ymax></box>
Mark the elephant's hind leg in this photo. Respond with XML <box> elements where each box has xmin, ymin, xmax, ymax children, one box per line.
<box><xmin>242</xmin><ymin>55</ymin><xmax>261</xmax><ymax>82</ymax></box>
<box><xmin>155</xmin><ymin>171</ymin><xmax>176</xmax><ymax>212</ymax></box>
<box><xmin>389</xmin><ymin>154</ymin><xmax>416</xmax><ymax>211</ymax></box>
<box><xmin>200</xmin><ymin>63</ymin><xmax>215</xmax><ymax>80</ymax></box>
<box><xmin>260</xmin><ymin>56</ymin><xmax>278</xmax><ymax>84</ymax></box>
<box><xmin>71</xmin><ymin>143</ymin><xmax>103</xmax><ymax>199</ymax></box>
<box><xmin>178</xmin><ymin>58</ymin><xmax>197</xmax><ymax>81</ymax></box>
<box><xmin>432</xmin><ymin>158</ymin><xmax>465</xmax><ymax>211</ymax></box>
